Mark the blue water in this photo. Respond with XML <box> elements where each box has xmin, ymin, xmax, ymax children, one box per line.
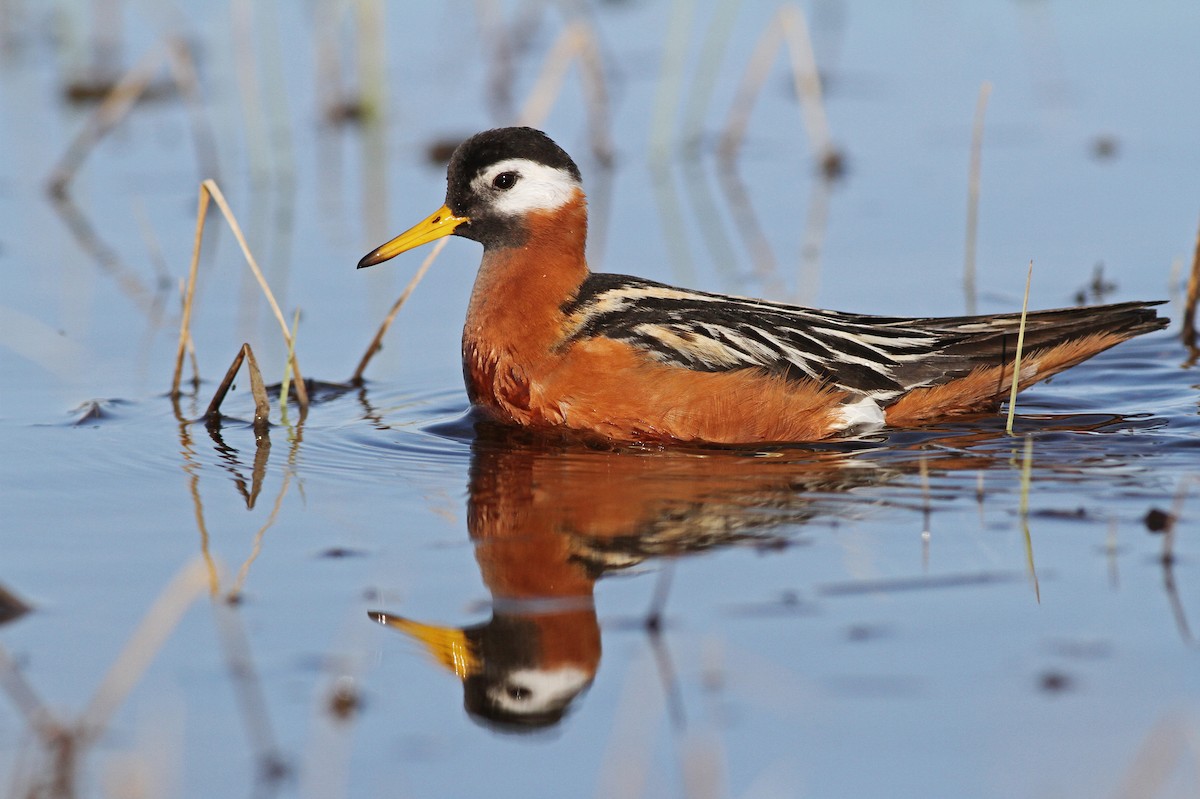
<box><xmin>1</xmin><ymin>2</ymin><xmax>1198</xmax><ymax>797</ymax></box>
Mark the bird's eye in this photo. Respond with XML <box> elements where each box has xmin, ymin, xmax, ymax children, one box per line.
<box><xmin>492</xmin><ymin>171</ymin><xmax>518</xmax><ymax>190</ymax></box>
<box><xmin>505</xmin><ymin>684</ymin><xmax>530</xmax><ymax>701</ymax></box>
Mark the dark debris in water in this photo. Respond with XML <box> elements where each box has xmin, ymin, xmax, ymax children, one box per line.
<box><xmin>846</xmin><ymin>623</ymin><xmax>891</xmax><ymax>642</ymax></box>
<box><xmin>327</xmin><ymin>676</ymin><xmax>363</xmax><ymax>720</ymax></box>
<box><xmin>1144</xmin><ymin>508</ymin><xmax>1175</xmax><ymax>533</ymax></box>
<box><xmin>0</xmin><ymin>583</ymin><xmax>32</xmax><ymax>626</ymax></box>
<box><xmin>68</xmin><ymin>398</ymin><xmax>131</xmax><ymax>425</ymax></box>
<box><xmin>1090</xmin><ymin>134</ymin><xmax>1120</xmax><ymax>161</ymax></box>
<box><xmin>317</xmin><ymin>547</ymin><xmax>368</xmax><ymax>559</ymax></box>
<box><xmin>325</xmin><ymin>98</ymin><xmax>370</xmax><ymax>125</ymax></box>
<box><xmin>1037</xmin><ymin>670</ymin><xmax>1075</xmax><ymax>695</ymax></box>
<box><xmin>1029</xmin><ymin>506</ymin><xmax>1093</xmax><ymax>521</ymax></box>
<box><xmin>63</xmin><ymin>76</ymin><xmax>175</xmax><ymax>104</ymax></box>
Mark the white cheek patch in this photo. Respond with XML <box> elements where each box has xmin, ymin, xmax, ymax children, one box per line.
<box><xmin>487</xmin><ymin>666</ymin><xmax>591</xmax><ymax>715</ymax></box>
<box><xmin>473</xmin><ymin>158</ymin><xmax>581</xmax><ymax>216</ymax></box>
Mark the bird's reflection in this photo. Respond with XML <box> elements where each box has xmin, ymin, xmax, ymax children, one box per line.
<box><xmin>369</xmin><ymin>414</ymin><xmax>1157</xmax><ymax>731</ymax></box>
<box><xmin>370</xmin><ymin>422</ymin><xmax>973</xmax><ymax>731</ymax></box>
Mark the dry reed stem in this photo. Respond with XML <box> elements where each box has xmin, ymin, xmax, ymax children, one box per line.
<box><xmin>350</xmin><ymin>236</ymin><xmax>447</xmax><ymax>384</ymax></box>
<box><xmin>517</xmin><ymin>19</ymin><xmax>613</xmax><ymax>164</ymax></box>
<box><xmin>176</xmin><ymin>279</ymin><xmax>200</xmax><ymax>389</ymax></box>
<box><xmin>1005</xmin><ymin>260</ymin><xmax>1034</xmax><ymax>435</ymax></box>
<box><xmin>203</xmin><ymin>344</ymin><xmax>270</xmax><ymax>431</ymax></box>
<box><xmin>202</xmin><ymin>350</ymin><xmax>239</xmax><ymax>418</ymax></box>
<box><xmin>963</xmin><ymin>81</ymin><xmax>992</xmax><ymax>316</ymax></box>
<box><xmin>279</xmin><ymin>308</ymin><xmax>300</xmax><ymax>419</ymax></box>
<box><xmin>1182</xmin><ymin>214</ymin><xmax>1200</xmax><ymax>350</ymax></box>
<box><xmin>47</xmin><ymin>37</ymin><xmax>216</xmax><ymax>195</ymax></box>
<box><xmin>244</xmin><ymin>345</ymin><xmax>271</xmax><ymax>429</ymax></box>
<box><xmin>720</xmin><ymin>4</ymin><xmax>835</xmax><ymax>168</ymax></box>
<box><xmin>203</xmin><ymin>180</ymin><xmax>309</xmax><ymax>410</ymax></box>
<box><xmin>171</xmin><ymin>185</ymin><xmax>209</xmax><ymax>397</ymax></box>
<box><xmin>79</xmin><ymin>558</ymin><xmax>211</xmax><ymax>738</ymax></box>
<box><xmin>171</xmin><ymin>180</ymin><xmax>309</xmax><ymax>411</ymax></box>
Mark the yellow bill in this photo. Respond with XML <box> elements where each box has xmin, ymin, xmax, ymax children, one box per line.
<box><xmin>357</xmin><ymin>204</ymin><xmax>468</xmax><ymax>269</ymax></box>
<box><xmin>369</xmin><ymin>611</ymin><xmax>479</xmax><ymax>679</ymax></box>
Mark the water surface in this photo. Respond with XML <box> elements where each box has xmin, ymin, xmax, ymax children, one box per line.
<box><xmin>2</xmin><ymin>2</ymin><xmax>1198</xmax><ymax>797</ymax></box>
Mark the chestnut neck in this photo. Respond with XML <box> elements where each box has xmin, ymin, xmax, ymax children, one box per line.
<box><xmin>462</xmin><ymin>192</ymin><xmax>590</xmax><ymax>360</ymax></box>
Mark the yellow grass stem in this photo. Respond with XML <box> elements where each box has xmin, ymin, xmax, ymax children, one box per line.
<box><xmin>202</xmin><ymin>180</ymin><xmax>308</xmax><ymax>408</ymax></box>
<box><xmin>171</xmin><ymin>180</ymin><xmax>310</xmax><ymax>411</ymax></box>
<box><xmin>279</xmin><ymin>308</ymin><xmax>301</xmax><ymax>425</ymax></box>
<box><xmin>350</xmin><ymin>236</ymin><xmax>447</xmax><ymax>384</ymax></box>
<box><xmin>172</xmin><ymin>184</ymin><xmax>210</xmax><ymax>397</ymax></box>
<box><xmin>1182</xmin><ymin>214</ymin><xmax>1200</xmax><ymax>352</ymax></box>
<box><xmin>175</xmin><ymin>279</ymin><xmax>200</xmax><ymax>390</ymax></box>
<box><xmin>963</xmin><ymin>81</ymin><xmax>992</xmax><ymax>315</ymax></box>
<box><xmin>1005</xmin><ymin>260</ymin><xmax>1034</xmax><ymax>435</ymax></box>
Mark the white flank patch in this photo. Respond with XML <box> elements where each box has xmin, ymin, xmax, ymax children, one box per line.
<box><xmin>832</xmin><ymin>396</ymin><xmax>886</xmax><ymax>434</ymax></box>
<box><xmin>487</xmin><ymin>666</ymin><xmax>592</xmax><ymax>715</ymax></box>
<box><xmin>472</xmin><ymin>158</ymin><xmax>581</xmax><ymax>215</ymax></box>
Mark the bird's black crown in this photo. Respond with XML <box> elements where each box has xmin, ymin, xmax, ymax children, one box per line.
<box><xmin>446</xmin><ymin>127</ymin><xmax>581</xmax><ymax>209</ymax></box>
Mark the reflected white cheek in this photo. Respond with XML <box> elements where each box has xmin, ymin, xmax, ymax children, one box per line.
<box><xmin>487</xmin><ymin>666</ymin><xmax>592</xmax><ymax>714</ymax></box>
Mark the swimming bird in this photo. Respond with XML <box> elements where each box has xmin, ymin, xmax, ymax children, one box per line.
<box><xmin>358</xmin><ymin>127</ymin><xmax>1166</xmax><ymax>445</ymax></box>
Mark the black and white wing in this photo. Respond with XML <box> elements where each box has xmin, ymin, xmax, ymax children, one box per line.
<box><xmin>561</xmin><ymin>274</ymin><xmax>1165</xmax><ymax>403</ymax></box>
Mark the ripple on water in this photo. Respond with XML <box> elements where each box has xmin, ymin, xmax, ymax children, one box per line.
<box><xmin>27</xmin><ymin>382</ymin><xmax>474</xmax><ymax>486</ymax></box>
<box><xmin>28</xmin><ymin>336</ymin><xmax>1200</xmax><ymax>493</ymax></box>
